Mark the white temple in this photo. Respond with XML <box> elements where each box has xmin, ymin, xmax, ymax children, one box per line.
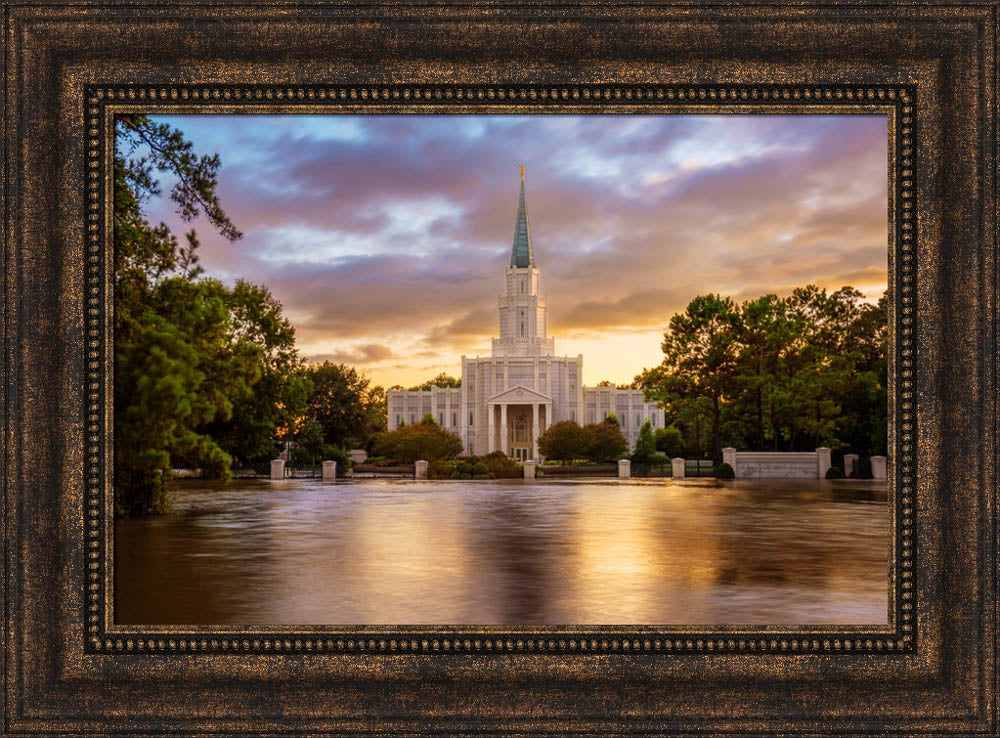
<box><xmin>386</xmin><ymin>168</ymin><xmax>664</xmax><ymax>460</ymax></box>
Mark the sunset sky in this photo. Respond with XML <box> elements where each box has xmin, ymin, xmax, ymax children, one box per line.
<box><xmin>143</xmin><ymin>114</ymin><xmax>888</xmax><ymax>389</ymax></box>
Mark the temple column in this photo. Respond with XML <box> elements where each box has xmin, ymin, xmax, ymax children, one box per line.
<box><xmin>532</xmin><ymin>403</ymin><xmax>540</xmax><ymax>460</ymax></box>
<box><xmin>500</xmin><ymin>403</ymin><xmax>508</xmax><ymax>456</ymax></box>
<box><xmin>488</xmin><ymin>402</ymin><xmax>495</xmax><ymax>453</ymax></box>
<box><xmin>627</xmin><ymin>390</ymin><xmax>634</xmax><ymax>446</ymax></box>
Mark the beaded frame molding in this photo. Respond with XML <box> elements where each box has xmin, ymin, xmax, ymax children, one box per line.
<box><xmin>4</xmin><ymin>3</ymin><xmax>997</xmax><ymax>735</ymax></box>
<box><xmin>87</xmin><ymin>84</ymin><xmax>914</xmax><ymax>657</ymax></box>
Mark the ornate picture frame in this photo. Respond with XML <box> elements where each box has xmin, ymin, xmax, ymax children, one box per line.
<box><xmin>3</xmin><ymin>3</ymin><xmax>996</xmax><ymax>735</ymax></box>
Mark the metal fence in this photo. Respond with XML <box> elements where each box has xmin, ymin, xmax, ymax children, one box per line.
<box><xmin>631</xmin><ymin>459</ymin><xmax>716</xmax><ymax>478</ymax></box>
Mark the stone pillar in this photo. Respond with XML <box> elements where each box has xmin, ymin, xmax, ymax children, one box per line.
<box><xmin>270</xmin><ymin>459</ymin><xmax>285</xmax><ymax>480</ymax></box>
<box><xmin>871</xmin><ymin>455</ymin><xmax>887</xmax><ymax>480</ymax></box>
<box><xmin>415</xmin><ymin>460</ymin><xmax>428</xmax><ymax>479</ymax></box>
<box><xmin>531</xmin><ymin>403</ymin><xmax>539</xmax><ymax>460</ymax></box>
<box><xmin>487</xmin><ymin>403</ymin><xmax>495</xmax><ymax>453</ymax></box>
<box><xmin>523</xmin><ymin>460</ymin><xmax>536</xmax><ymax>479</ymax></box>
<box><xmin>671</xmin><ymin>457</ymin><xmax>686</xmax><ymax>478</ymax></box>
<box><xmin>816</xmin><ymin>447</ymin><xmax>832</xmax><ymax>479</ymax></box>
<box><xmin>843</xmin><ymin>453</ymin><xmax>859</xmax><ymax>477</ymax></box>
<box><xmin>722</xmin><ymin>447</ymin><xmax>737</xmax><ymax>472</ymax></box>
<box><xmin>500</xmin><ymin>403</ymin><xmax>508</xmax><ymax>456</ymax></box>
<box><xmin>321</xmin><ymin>460</ymin><xmax>337</xmax><ymax>481</ymax></box>
<box><xmin>618</xmin><ymin>459</ymin><xmax>631</xmax><ymax>478</ymax></box>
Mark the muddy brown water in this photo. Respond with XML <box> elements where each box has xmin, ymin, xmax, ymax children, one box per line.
<box><xmin>115</xmin><ymin>477</ymin><xmax>888</xmax><ymax>625</ymax></box>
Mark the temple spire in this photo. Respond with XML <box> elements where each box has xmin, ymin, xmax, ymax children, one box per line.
<box><xmin>509</xmin><ymin>166</ymin><xmax>535</xmax><ymax>268</ymax></box>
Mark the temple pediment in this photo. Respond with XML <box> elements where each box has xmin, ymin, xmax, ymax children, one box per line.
<box><xmin>486</xmin><ymin>385</ymin><xmax>552</xmax><ymax>404</ymax></box>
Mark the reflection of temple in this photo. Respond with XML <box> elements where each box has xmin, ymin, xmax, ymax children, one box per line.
<box><xmin>387</xmin><ymin>170</ymin><xmax>664</xmax><ymax>460</ymax></box>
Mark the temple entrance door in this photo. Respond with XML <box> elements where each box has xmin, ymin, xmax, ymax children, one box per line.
<box><xmin>508</xmin><ymin>407</ymin><xmax>532</xmax><ymax>461</ymax></box>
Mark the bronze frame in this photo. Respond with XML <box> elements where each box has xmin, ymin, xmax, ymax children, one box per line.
<box><xmin>3</xmin><ymin>4</ymin><xmax>996</xmax><ymax>735</ymax></box>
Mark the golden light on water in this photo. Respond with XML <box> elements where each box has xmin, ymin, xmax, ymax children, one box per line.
<box><xmin>116</xmin><ymin>478</ymin><xmax>888</xmax><ymax>626</ymax></box>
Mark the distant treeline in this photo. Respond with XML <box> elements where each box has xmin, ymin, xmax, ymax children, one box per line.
<box><xmin>636</xmin><ymin>288</ymin><xmax>888</xmax><ymax>465</ymax></box>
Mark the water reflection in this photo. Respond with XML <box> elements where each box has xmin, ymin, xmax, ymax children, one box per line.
<box><xmin>115</xmin><ymin>478</ymin><xmax>888</xmax><ymax>625</ymax></box>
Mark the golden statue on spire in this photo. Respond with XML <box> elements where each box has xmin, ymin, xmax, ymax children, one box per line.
<box><xmin>519</xmin><ymin>163</ymin><xmax>525</xmax><ymax>181</ymax></box>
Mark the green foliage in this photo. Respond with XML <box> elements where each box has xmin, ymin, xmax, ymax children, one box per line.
<box><xmin>307</xmin><ymin>362</ymin><xmax>383</xmax><ymax>450</ymax></box>
<box><xmin>421</xmin><ymin>412</ymin><xmax>437</xmax><ymax>425</ymax></box>
<box><xmin>428</xmin><ymin>459</ymin><xmax>459</xmax><ymax>479</ymax></box>
<box><xmin>632</xmin><ymin>419</ymin><xmax>657</xmax><ymax>463</ymax></box>
<box><xmin>583</xmin><ymin>422</ymin><xmax>628</xmax><ymax>462</ymax></box>
<box><xmin>446</xmin><ymin>456</ymin><xmax>496</xmax><ymax>479</ymax></box>
<box><xmin>825</xmin><ymin>466</ymin><xmax>846</xmax><ymax>479</ymax></box>
<box><xmin>112</xmin><ymin>115</ymin><xmax>390</xmax><ymax>515</ymax></box>
<box><xmin>645</xmin><ymin>294</ymin><xmax>739</xmax><ymax>465</ymax></box>
<box><xmin>293</xmin><ymin>418</ymin><xmax>326</xmax><ymax>468</ymax></box>
<box><xmin>203</xmin><ymin>280</ymin><xmax>310</xmax><ymax>469</ymax></box>
<box><xmin>115</xmin><ymin>277</ymin><xmax>260</xmax><ymax>516</ymax></box>
<box><xmin>372</xmin><ymin>423</ymin><xmax>464</xmax><ymax>462</ymax></box>
<box><xmin>482</xmin><ymin>450</ymin><xmax>522</xmax><ymax>478</ymax></box>
<box><xmin>638</xmin><ymin>286</ymin><xmax>888</xmax><ymax>460</ymax></box>
<box><xmin>114</xmin><ymin>115</ymin><xmax>250</xmax><ymax>516</ymax></box>
<box><xmin>321</xmin><ymin>445</ymin><xmax>352</xmax><ymax>477</ymax></box>
<box><xmin>714</xmin><ymin>462</ymin><xmax>735</xmax><ymax>480</ymax></box>
<box><xmin>604</xmin><ymin>412</ymin><xmax>620</xmax><ymax>426</ymax></box>
<box><xmin>537</xmin><ymin>421</ymin><xmax>589</xmax><ymax>464</ymax></box>
<box><xmin>408</xmin><ymin>373</ymin><xmax>462</xmax><ymax>391</ymax></box>
<box><xmin>654</xmin><ymin>425</ymin><xmax>685</xmax><ymax>458</ymax></box>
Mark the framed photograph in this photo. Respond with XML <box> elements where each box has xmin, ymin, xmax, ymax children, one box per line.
<box><xmin>2</xmin><ymin>2</ymin><xmax>996</xmax><ymax>736</ymax></box>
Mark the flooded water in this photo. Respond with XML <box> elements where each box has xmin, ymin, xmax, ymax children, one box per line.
<box><xmin>115</xmin><ymin>477</ymin><xmax>888</xmax><ymax>625</ymax></box>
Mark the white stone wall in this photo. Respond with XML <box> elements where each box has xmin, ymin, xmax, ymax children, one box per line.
<box><xmin>582</xmin><ymin>385</ymin><xmax>664</xmax><ymax>450</ymax></box>
<box><xmin>388</xmin><ymin>379</ymin><xmax>664</xmax><ymax>454</ymax></box>
<box><xmin>723</xmin><ymin>450</ymin><xmax>827</xmax><ymax>479</ymax></box>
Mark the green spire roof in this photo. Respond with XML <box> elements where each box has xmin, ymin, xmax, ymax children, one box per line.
<box><xmin>509</xmin><ymin>172</ymin><xmax>535</xmax><ymax>268</ymax></box>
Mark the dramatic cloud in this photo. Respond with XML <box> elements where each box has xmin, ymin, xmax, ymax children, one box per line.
<box><xmin>142</xmin><ymin>114</ymin><xmax>888</xmax><ymax>387</ymax></box>
<box><xmin>305</xmin><ymin>343</ymin><xmax>396</xmax><ymax>366</ymax></box>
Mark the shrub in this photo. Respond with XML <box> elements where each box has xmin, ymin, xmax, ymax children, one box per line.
<box><xmin>825</xmin><ymin>465</ymin><xmax>845</xmax><ymax>479</ymax></box>
<box><xmin>631</xmin><ymin>420</ymin><xmax>656</xmax><ymax>463</ymax></box>
<box><xmin>715</xmin><ymin>462</ymin><xmax>735</xmax><ymax>479</ymax></box>
<box><xmin>322</xmin><ymin>445</ymin><xmax>352</xmax><ymax>477</ymax></box>
<box><xmin>471</xmin><ymin>461</ymin><xmax>491</xmax><ymax>477</ymax></box>
<box><xmin>428</xmin><ymin>459</ymin><xmax>460</xmax><ymax>479</ymax></box>
<box><xmin>583</xmin><ymin>422</ymin><xmax>628</xmax><ymax>462</ymax></box>
<box><xmin>654</xmin><ymin>425</ymin><xmax>685</xmax><ymax>458</ymax></box>
<box><xmin>537</xmin><ymin>421</ymin><xmax>589</xmax><ymax>464</ymax></box>
<box><xmin>482</xmin><ymin>451</ymin><xmax>522</xmax><ymax>478</ymax></box>
<box><xmin>372</xmin><ymin>423</ymin><xmax>463</xmax><ymax>462</ymax></box>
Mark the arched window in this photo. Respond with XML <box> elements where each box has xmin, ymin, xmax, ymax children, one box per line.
<box><xmin>512</xmin><ymin>413</ymin><xmax>529</xmax><ymax>443</ymax></box>
<box><xmin>519</xmin><ymin>311</ymin><xmax>525</xmax><ymax>337</ymax></box>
